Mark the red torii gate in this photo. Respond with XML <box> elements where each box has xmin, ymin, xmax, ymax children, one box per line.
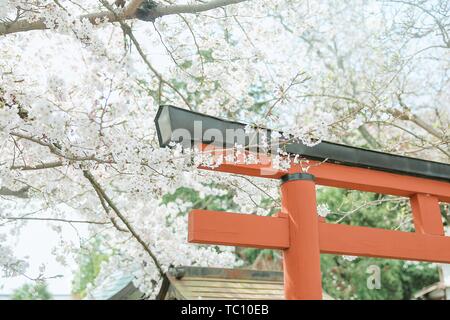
<box><xmin>155</xmin><ymin>105</ymin><xmax>450</xmax><ymax>300</ymax></box>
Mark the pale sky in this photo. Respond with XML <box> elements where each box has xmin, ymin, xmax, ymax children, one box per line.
<box><xmin>0</xmin><ymin>208</ymin><xmax>88</xmax><ymax>296</ymax></box>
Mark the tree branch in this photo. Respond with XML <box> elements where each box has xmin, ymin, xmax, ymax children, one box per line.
<box><xmin>0</xmin><ymin>0</ymin><xmax>246</xmax><ymax>36</ymax></box>
<box><xmin>1</xmin><ymin>216</ymin><xmax>109</xmax><ymax>225</ymax></box>
<box><xmin>10</xmin><ymin>161</ymin><xmax>64</xmax><ymax>171</ymax></box>
<box><xmin>88</xmin><ymin>174</ymin><xmax>129</xmax><ymax>232</ymax></box>
<box><xmin>153</xmin><ymin>0</ymin><xmax>246</xmax><ymax>16</ymax></box>
<box><xmin>83</xmin><ymin>169</ymin><xmax>164</xmax><ymax>276</ymax></box>
<box><xmin>100</xmin><ymin>0</ymin><xmax>194</xmax><ymax>110</ymax></box>
<box><xmin>10</xmin><ymin>131</ymin><xmax>114</xmax><ymax>165</ymax></box>
<box><xmin>358</xmin><ymin>125</ymin><xmax>381</xmax><ymax>149</ymax></box>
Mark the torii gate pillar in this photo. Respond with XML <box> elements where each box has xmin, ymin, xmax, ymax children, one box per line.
<box><xmin>281</xmin><ymin>173</ymin><xmax>322</xmax><ymax>299</ymax></box>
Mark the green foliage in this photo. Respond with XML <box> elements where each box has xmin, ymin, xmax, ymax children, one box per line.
<box><xmin>318</xmin><ymin>187</ymin><xmax>439</xmax><ymax>299</ymax></box>
<box><xmin>71</xmin><ymin>237</ymin><xmax>110</xmax><ymax>299</ymax></box>
<box><xmin>317</xmin><ymin>187</ymin><xmax>413</xmax><ymax>231</ymax></box>
<box><xmin>239</xmin><ymin>248</ymin><xmax>275</xmax><ymax>265</ymax></box>
<box><xmin>246</xmin><ymin>84</ymin><xmax>272</xmax><ymax>115</ymax></box>
<box><xmin>162</xmin><ymin>186</ymin><xmax>236</xmax><ymax>213</ymax></box>
<box><xmin>180</xmin><ymin>60</ymin><xmax>193</xmax><ymax>70</ymax></box>
<box><xmin>11</xmin><ymin>282</ymin><xmax>52</xmax><ymax>300</ymax></box>
<box><xmin>321</xmin><ymin>255</ymin><xmax>438</xmax><ymax>300</ymax></box>
<box><xmin>199</xmin><ymin>49</ymin><xmax>214</xmax><ymax>63</ymax></box>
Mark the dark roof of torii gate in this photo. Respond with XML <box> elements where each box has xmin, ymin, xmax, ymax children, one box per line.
<box><xmin>154</xmin><ymin>105</ymin><xmax>450</xmax><ymax>182</ymax></box>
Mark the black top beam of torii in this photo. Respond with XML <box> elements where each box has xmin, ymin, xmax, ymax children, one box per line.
<box><xmin>154</xmin><ymin>105</ymin><xmax>450</xmax><ymax>182</ymax></box>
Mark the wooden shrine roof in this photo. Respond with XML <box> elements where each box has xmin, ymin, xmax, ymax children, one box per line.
<box><xmin>157</xmin><ymin>266</ymin><xmax>333</xmax><ymax>300</ymax></box>
<box><xmin>88</xmin><ymin>266</ymin><xmax>333</xmax><ymax>300</ymax></box>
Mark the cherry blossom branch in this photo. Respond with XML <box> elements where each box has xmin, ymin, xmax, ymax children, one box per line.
<box><xmin>88</xmin><ymin>177</ymin><xmax>129</xmax><ymax>233</ymax></box>
<box><xmin>10</xmin><ymin>161</ymin><xmax>65</xmax><ymax>171</ymax></box>
<box><xmin>366</xmin><ymin>120</ymin><xmax>450</xmax><ymax>159</ymax></box>
<box><xmin>394</xmin><ymin>94</ymin><xmax>447</xmax><ymax>141</ymax></box>
<box><xmin>100</xmin><ymin>0</ymin><xmax>194</xmax><ymax>110</ymax></box>
<box><xmin>0</xmin><ymin>0</ymin><xmax>247</xmax><ymax>36</ymax></box>
<box><xmin>334</xmin><ymin>197</ymin><xmax>406</xmax><ymax>224</ymax></box>
<box><xmin>83</xmin><ymin>169</ymin><xmax>164</xmax><ymax>276</ymax></box>
<box><xmin>153</xmin><ymin>0</ymin><xmax>246</xmax><ymax>16</ymax></box>
<box><xmin>358</xmin><ymin>125</ymin><xmax>381</xmax><ymax>149</ymax></box>
<box><xmin>386</xmin><ymin>0</ymin><xmax>450</xmax><ymax>47</ymax></box>
<box><xmin>297</xmin><ymin>93</ymin><xmax>449</xmax><ymax>157</ymax></box>
<box><xmin>10</xmin><ymin>131</ymin><xmax>115</xmax><ymax>165</ymax></box>
<box><xmin>0</xmin><ymin>216</ymin><xmax>109</xmax><ymax>225</ymax></box>
<box><xmin>264</xmin><ymin>71</ymin><xmax>310</xmax><ymax>118</ymax></box>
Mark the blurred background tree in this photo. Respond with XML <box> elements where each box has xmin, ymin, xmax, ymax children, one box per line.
<box><xmin>11</xmin><ymin>282</ymin><xmax>52</xmax><ymax>300</ymax></box>
<box><xmin>71</xmin><ymin>237</ymin><xmax>110</xmax><ymax>299</ymax></box>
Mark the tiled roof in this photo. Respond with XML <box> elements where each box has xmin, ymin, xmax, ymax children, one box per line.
<box><xmin>158</xmin><ymin>266</ymin><xmax>333</xmax><ymax>300</ymax></box>
<box><xmin>88</xmin><ymin>266</ymin><xmax>333</xmax><ymax>300</ymax></box>
<box><xmin>86</xmin><ymin>271</ymin><xmax>142</xmax><ymax>300</ymax></box>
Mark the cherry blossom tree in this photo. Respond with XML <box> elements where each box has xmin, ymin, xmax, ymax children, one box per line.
<box><xmin>0</xmin><ymin>0</ymin><xmax>448</xmax><ymax>297</ymax></box>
